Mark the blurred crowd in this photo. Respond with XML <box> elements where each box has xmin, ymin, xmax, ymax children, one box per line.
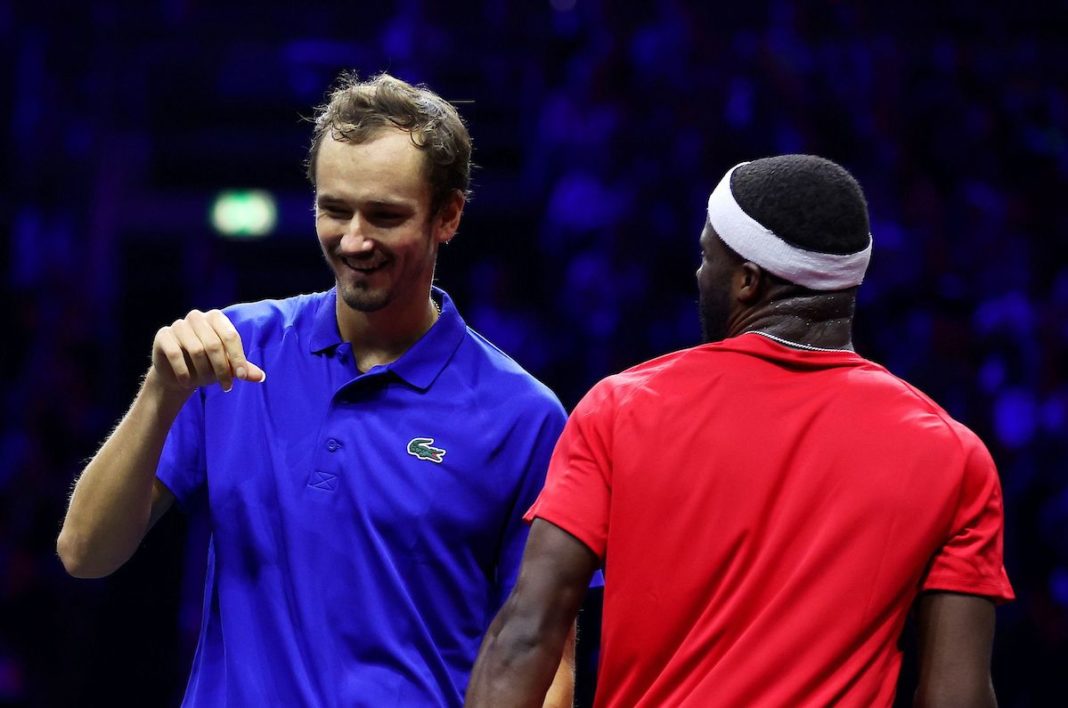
<box><xmin>2</xmin><ymin>1</ymin><xmax>1066</xmax><ymax>705</ymax></box>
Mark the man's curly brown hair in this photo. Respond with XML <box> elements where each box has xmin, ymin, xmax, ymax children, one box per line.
<box><xmin>306</xmin><ymin>72</ymin><xmax>472</xmax><ymax>214</ymax></box>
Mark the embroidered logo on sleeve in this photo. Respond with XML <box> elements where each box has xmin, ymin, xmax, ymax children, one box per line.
<box><xmin>407</xmin><ymin>437</ymin><xmax>446</xmax><ymax>464</ymax></box>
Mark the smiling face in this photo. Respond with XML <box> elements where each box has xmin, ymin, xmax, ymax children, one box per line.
<box><xmin>314</xmin><ymin>129</ymin><xmax>461</xmax><ymax>315</ymax></box>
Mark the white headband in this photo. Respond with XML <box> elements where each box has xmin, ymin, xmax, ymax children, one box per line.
<box><xmin>706</xmin><ymin>162</ymin><xmax>872</xmax><ymax>290</ymax></box>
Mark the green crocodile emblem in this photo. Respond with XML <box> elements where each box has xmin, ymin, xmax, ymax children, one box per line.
<box><xmin>407</xmin><ymin>437</ymin><xmax>446</xmax><ymax>464</ymax></box>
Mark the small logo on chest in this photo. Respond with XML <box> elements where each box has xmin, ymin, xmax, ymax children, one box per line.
<box><xmin>407</xmin><ymin>437</ymin><xmax>446</xmax><ymax>464</ymax></box>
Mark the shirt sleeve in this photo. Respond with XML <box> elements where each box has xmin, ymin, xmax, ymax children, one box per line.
<box><xmin>922</xmin><ymin>435</ymin><xmax>1014</xmax><ymax>603</ymax></box>
<box><xmin>155</xmin><ymin>389</ymin><xmax>208</xmax><ymax>510</ymax></box>
<box><xmin>523</xmin><ymin>380</ymin><xmax>615</xmax><ymax>562</ymax></box>
<box><xmin>492</xmin><ymin>400</ymin><xmax>568</xmax><ymax>608</ymax></box>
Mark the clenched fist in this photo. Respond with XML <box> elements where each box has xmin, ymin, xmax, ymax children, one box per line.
<box><xmin>151</xmin><ymin>309</ymin><xmax>266</xmax><ymax>394</ymax></box>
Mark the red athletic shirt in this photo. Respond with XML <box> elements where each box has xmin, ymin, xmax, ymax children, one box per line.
<box><xmin>526</xmin><ymin>333</ymin><xmax>1013</xmax><ymax>707</ymax></box>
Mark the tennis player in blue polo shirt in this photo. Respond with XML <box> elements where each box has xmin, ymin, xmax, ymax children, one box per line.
<box><xmin>58</xmin><ymin>73</ymin><xmax>574</xmax><ymax>706</ymax></box>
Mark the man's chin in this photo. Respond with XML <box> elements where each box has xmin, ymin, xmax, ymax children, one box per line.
<box><xmin>338</xmin><ymin>284</ymin><xmax>389</xmax><ymax>313</ymax></box>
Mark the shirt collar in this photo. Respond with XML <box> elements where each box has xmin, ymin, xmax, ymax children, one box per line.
<box><xmin>309</xmin><ymin>289</ymin><xmax>344</xmax><ymax>354</ymax></box>
<box><xmin>308</xmin><ymin>286</ymin><xmax>467</xmax><ymax>391</ymax></box>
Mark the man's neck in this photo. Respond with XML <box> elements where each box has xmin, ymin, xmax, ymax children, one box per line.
<box><xmin>729</xmin><ymin>292</ymin><xmax>856</xmax><ymax>351</ymax></box>
<box><xmin>337</xmin><ymin>292</ymin><xmax>440</xmax><ymax>372</ymax></box>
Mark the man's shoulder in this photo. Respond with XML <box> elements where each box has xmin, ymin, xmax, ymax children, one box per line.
<box><xmin>603</xmin><ymin>346</ymin><xmax>703</xmax><ymax>392</ymax></box>
<box><xmin>571</xmin><ymin>347</ymin><xmax>700</xmax><ymax>415</ymax></box>
<box><xmin>803</xmin><ymin>354</ymin><xmax>992</xmax><ymax>463</ymax></box>
<box><xmin>221</xmin><ymin>290</ymin><xmax>331</xmax><ymax>336</ymax></box>
<box><xmin>455</xmin><ymin>327</ymin><xmax>564</xmax><ymax>417</ymax></box>
<box><xmin>875</xmin><ymin>372</ymin><xmax>989</xmax><ymax>450</ymax></box>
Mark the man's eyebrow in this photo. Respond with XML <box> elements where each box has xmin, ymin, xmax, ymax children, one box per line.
<box><xmin>366</xmin><ymin>199</ymin><xmax>414</xmax><ymax>209</ymax></box>
<box><xmin>315</xmin><ymin>194</ymin><xmax>413</xmax><ymax>209</ymax></box>
<box><xmin>315</xmin><ymin>193</ymin><xmax>344</xmax><ymax>206</ymax></box>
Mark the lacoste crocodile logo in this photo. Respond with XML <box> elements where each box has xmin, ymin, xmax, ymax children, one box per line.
<box><xmin>407</xmin><ymin>437</ymin><xmax>446</xmax><ymax>464</ymax></box>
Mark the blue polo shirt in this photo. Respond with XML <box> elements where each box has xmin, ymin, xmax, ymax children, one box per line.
<box><xmin>156</xmin><ymin>287</ymin><xmax>566</xmax><ymax>707</ymax></box>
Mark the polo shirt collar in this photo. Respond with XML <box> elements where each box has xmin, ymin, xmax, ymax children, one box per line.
<box><xmin>309</xmin><ymin>290</ymin><xmax>344</xmax><ymax>354</ymax></box>
<box><xmin>308</xmin><ymin>286</ymin><xmax>467</xmax><ymax>391</ymax></box>
<box><xmin>389</xmin><ymin>287</ymin><xmax>466</xmax><ymax>390</ymax></box>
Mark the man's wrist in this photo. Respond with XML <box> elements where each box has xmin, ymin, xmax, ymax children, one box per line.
<box><xmin>141</xmin><ymin>368</ymin><xmax>193</xmax><ymax>418</ymax></box>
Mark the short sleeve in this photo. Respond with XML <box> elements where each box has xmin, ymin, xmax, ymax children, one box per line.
<box><xmin>156</xmin><ymin>389</ymin><xmax>208</xmax><ymax>509</ymax></box>
<box><xmin>922</xmin><ymin>436</ymin><xmax>1014</xmax><ymax>603</ymax></box>
<box><xmin>493</xmin><ymin>402</ymin><xmax>568</xmax><ymax>608</ymax></box>
<box><xmin>524</xmin><ymin>381</ymin><xmax>615</xmax><ymax>562</ymax></box>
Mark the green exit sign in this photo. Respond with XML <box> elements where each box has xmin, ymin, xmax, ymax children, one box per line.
<box><xmin>210</xmin><ymin>190</ymin><xmax>277</xmax><ymax>238</ymax></box>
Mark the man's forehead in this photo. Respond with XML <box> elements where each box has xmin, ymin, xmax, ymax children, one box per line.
<box><xmin>315</xmin><ymin>129</ymin><xmax>429</xmax><ymax>202</ymax></box>
<box><xmin>333</xmin><ymin>124</ymin><xmax>431</xmax><ymax>164</ymax></box>
<box><xmin>700</xmin><ymin>218</ymin><xmax>716</xmax><ymax>245</ymax></box>
<box><xmin>702</xmin><ymin>221</ymin><xmax>736</xmax><ymax>261</ymax></box>
<box><xmin>320</xmin><ymin>127</ymin><xmax>421</xmax><ymax>157</ymax></box>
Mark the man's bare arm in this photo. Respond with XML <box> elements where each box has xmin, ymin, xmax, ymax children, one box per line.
<box><xmin>57</xmin><ymin>309</ymin><xmax>264</xmax><ymax>578</ymax></box>
<box><xmin>914</xmin><ymin>592</ymin><xmax>998</xmax><ymax>708</ymax></box>
<box><xmin>466</xmin><ymin>519</ymin><xmax>599</xmax><ymax>707</ymax></box>
<box><xmin>57</xmin><ymin>379</ymin><xmax>183</xmax><ymax>578</ymax></box>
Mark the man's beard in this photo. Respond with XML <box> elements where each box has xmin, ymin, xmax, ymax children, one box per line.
<box><xmin>698</xmin><ymin>288</ymin><xmax>731</xmax><ymax>343</ymax></box>
<box><xmin>337</xmin><ymin>280</ymin><xmax>390</xmax><ymax>313</ymax></box>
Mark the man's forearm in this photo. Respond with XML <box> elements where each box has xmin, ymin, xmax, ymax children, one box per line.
<box><xmin>466</xmin><ymin>606</ymin><xmax>571</xmax><ymax>707</ymax></box>
<box><xmin>57</xmin><ymin>371</ymin><xmax>185</xmax><ymax>578</ymax></box>
<box><xmin>467</xmin><ymin>520</ymin><xmax>598</xmax><ymax>706</ymax></box>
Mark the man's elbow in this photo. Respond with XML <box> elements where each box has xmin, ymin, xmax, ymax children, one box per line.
<box><xmin>56</xmin><ymin>527</ymin><xmax>118</xmax><ymax>579</ymax></box>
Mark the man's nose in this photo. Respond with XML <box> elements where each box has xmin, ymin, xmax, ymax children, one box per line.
<box><xmin>339</xmin><ymin>218</ymin><xmax>375</xmax><ymax>253</ymax></box>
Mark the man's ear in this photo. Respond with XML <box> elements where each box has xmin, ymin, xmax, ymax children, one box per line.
<box><xmin>434</xmin><ymin>190</ymin><xmax>465</xmax><ymax>244</ymax></box>
<box><xmin>735</xmin><ymin>262</ymin><xmax>765</xmax><ymax>305</ymax></box>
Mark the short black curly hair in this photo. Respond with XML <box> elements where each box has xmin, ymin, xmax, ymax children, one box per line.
<box><xmin>731</xmin><ymin>155</ymin><xmax>870</xmax><ymax>256</ymax></box>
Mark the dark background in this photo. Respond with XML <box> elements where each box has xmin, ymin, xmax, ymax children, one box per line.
<box><xmin>3</xmin><ymin>1</ymin><xmax>1067</xmax><ymax>705</ymax></box>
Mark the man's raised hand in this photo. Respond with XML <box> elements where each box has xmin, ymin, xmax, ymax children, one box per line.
<box><xmin>151</xmin><ymin>309</ymin><xmax>266</xmax><ymax>394</ymax></box>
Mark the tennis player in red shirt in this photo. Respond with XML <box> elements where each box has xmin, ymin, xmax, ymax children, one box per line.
<box><xmin>466</xmin><ymin>154</ymin><xmax>1013</xmax><ymax>707</ymax></box>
